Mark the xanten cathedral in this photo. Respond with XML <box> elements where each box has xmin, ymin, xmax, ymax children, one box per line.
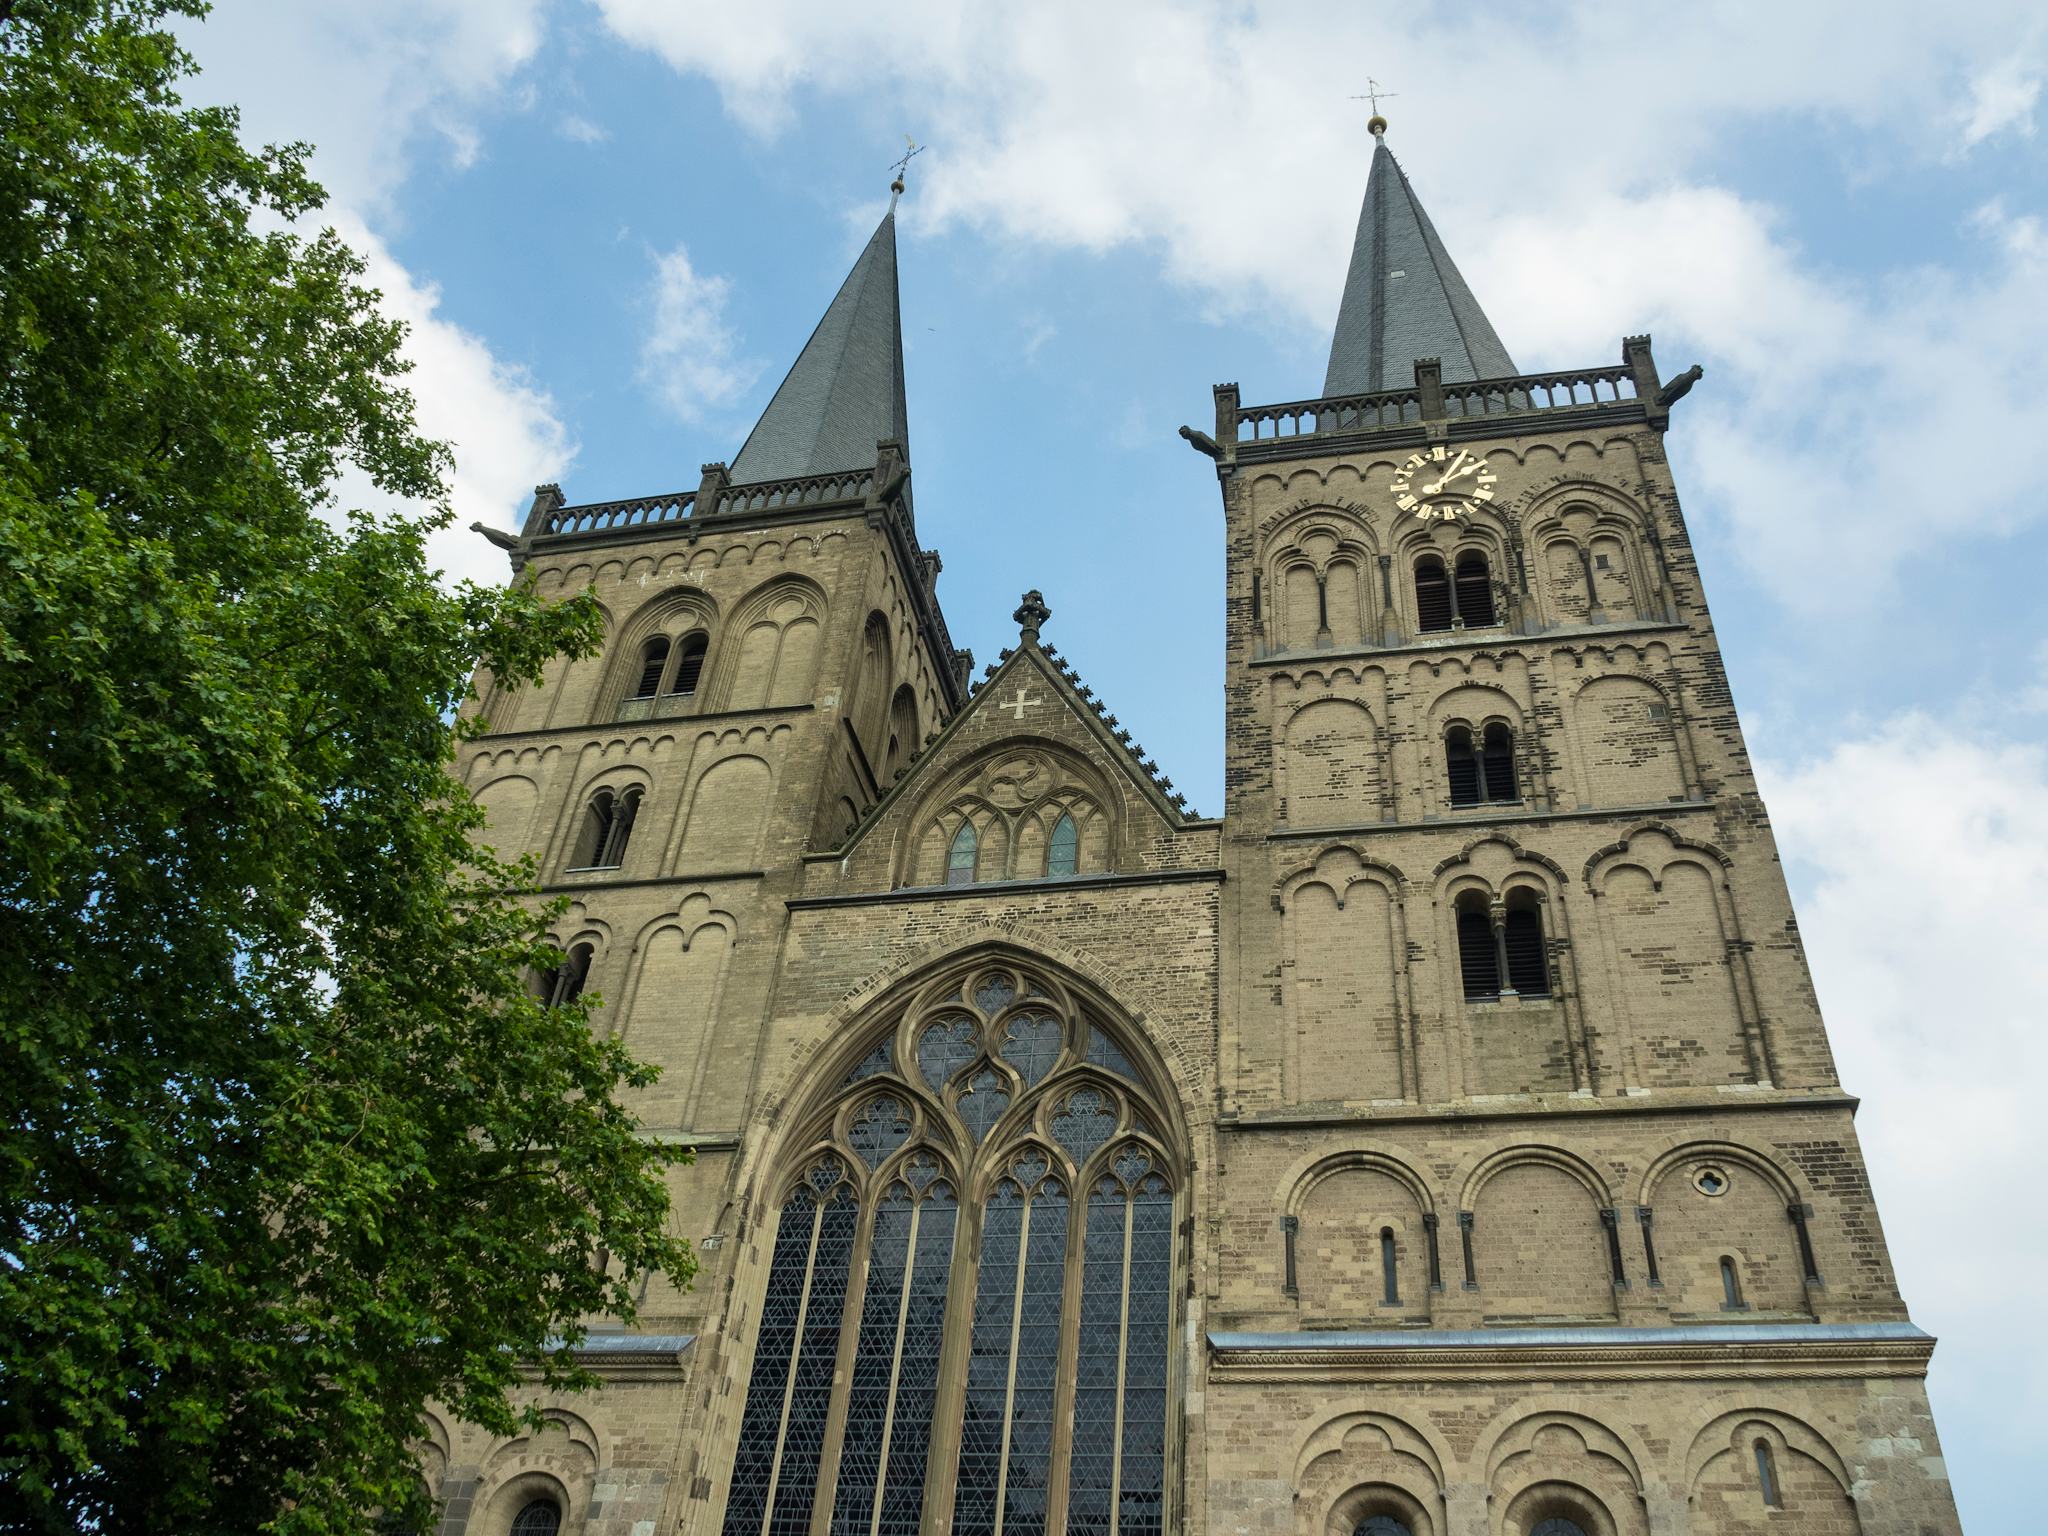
<box><xmin>440</xmin><ymin>118</ymin><xmax>1961</xmax><ymax>1536</ymax></box>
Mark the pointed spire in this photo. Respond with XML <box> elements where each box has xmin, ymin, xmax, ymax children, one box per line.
<box><xmin>1324</xmin><ymin>125</ymin><xmax>1516</xmax><ymax>397</ymax></box>
<box><xmin>729</xmin><ymin>203</ymin><xmax>910</xmax><ymax>484</ymax></box>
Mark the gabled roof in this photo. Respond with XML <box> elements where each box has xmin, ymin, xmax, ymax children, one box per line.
<box><xmin>1324</xmin><ymin>132</ymin><xmax>1517</xmax><ymax>396</ymax></box>
<box><xmin>830</xmin><ymin>602</ymin><xmax>1204</xmax><ymax>859</ymax></box>
<box><xmin>729</xmin><ymin>206</ymin><xmax>911</xmax><ymax>484</ymax></box>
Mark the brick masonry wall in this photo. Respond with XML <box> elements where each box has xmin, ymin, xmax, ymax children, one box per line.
<box><xmin>426</xmin><ymin>395</ymin><xmax>1958</xmax><ymax>1534</ymax></box>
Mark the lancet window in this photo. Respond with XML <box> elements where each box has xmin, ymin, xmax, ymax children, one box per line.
<box><xmin>721</xmin><ymin>960</ymin><xmax>1179</xmax><ymax>1536</ymax></box>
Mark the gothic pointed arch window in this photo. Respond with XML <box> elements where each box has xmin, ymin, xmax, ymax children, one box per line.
<box><xmin>720</xmin><ymin>959</ymin><xmax>1181</xmax><ymax>1536</ymax></box>
<box><xmin>947</xmin><ymin>822</ymin><xmax>979</xmax><ymax>885</ymax></box>
<box><xmin>1046</xmin><ymin>813</ymin><xmax>1079</xmax><ymax>878</ymax></box>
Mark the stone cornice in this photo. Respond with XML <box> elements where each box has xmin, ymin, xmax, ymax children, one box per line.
<box><xmin>513</xmin><ymin>1333</ymin><xmax>697</xmax><ymax>1384</ymax></box>
<box><xmin>1206</xmin><ymin>1321</ymin><xmax>1932</xmax><ymax>1384</ymax></box>
<box><xmin>786</xmin><ymin>865</ymin><xmax>1226</xmax><ymax>911</ymax></box>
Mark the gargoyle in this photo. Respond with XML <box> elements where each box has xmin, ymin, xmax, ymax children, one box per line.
<box><xmin>469</xmin><ymin>521</ymin><xmax>521</xmax><ymax>552</ymax></box>
<box><xmin>1178</xmin><ymin>424</ymin><xmax>1222</xmax><ymax>458</ymax></box>
<box><xmin>1654</xmin><ymin>364</ymin><xmax>1704</xmax><ymax>408</ymax></box>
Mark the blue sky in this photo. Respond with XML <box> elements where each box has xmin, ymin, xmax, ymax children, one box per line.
<box><xmin>182</xmin><ymin>3</ymin><xmax>2045</xmax><ymax>1525</ymax></box>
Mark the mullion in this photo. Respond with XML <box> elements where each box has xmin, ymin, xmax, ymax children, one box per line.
<box><xmin>1067</xmin><ymin>1183</ymin><xmax>1127</xmax><ymax>1535</ymax></box>
<box><xmin>876</xmin><ymin>1191</ymin><xmax>956</xmax><ymax>1536</ymax></box>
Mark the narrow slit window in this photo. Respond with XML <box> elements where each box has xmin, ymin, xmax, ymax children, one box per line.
<box><xmin>1480</xmin><ymin>722</ymin><xmax>1518</xmax><ymax>802</ymax></box>
<box><xmin>632</xmin><ymin>636</ymin><xmax>670</xmax><ymax>699</ymax></box>
<box><xmin>1414</xmin><ymin>557</ymin><xmax>1453</xmax><ymax>633</ymax></box>
<box><xmin>946</xmin><ymin>823</ymin><xmax>979</xmax><ymax>886</ymax></box>
<box><xmin>1721</xmin><ymin>1255</ymin><xmax>1746</xmax><ymax>1310</ymax></box>
<box><xmin>1754</xmin><ymin>1439</ymin><xmax>1780</xmax><ymax>1508</ymax></box>
<box><xmin>669</xmin><ymin>631</ymin><xmax>709</xmax><ymax>697</ymax></box>
<box><xmin>1454</xmin><ymin>552</ymin><xmax>1496</xmax><ymax>627</ymax></box>
<box><xmin>1380</xmin><ymin>1228</ymin><xmax>1399</xmax><ymax>1305</ymax></box>
<box><xmin>1445</xmin><ymin>726</ymin><xmax>1482</xmax><ymax>806</ymax></box>
<box><xmin>1047</xmin><ymin>814</ymin><xmax>1078</xmax><ymax>878</ymax></box>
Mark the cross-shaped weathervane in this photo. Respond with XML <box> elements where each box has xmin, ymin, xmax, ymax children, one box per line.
<box><xmin>1350</xmin><ymin>77</ymin><xmax>1398</xmax><ymax>116</ymax></box>
<box><xmin>889</xmin><ymin>136</ymin><xmax>926</xmax><ymax>185</ymax></box>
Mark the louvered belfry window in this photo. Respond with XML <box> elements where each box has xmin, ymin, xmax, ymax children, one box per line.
<box><xmin>1455</xmin><ymin>904</ymin><xmax>1501</xmax><ymax>999</ymax></box>
<box><xmin>1445</xmin><ymin>726</ymin><xmax>1482</xmax><ymax>806</ymax></box>
<box><xmin>1503</xmin><ymin>897</ymin><xmax>1551</xmax><ymax>996</ymax></box>
<box><xmin>631</xmin><ymin>636</ymin><xmax>670</xmax><ymax>699</ymax></box>
<box><xmin>1454</xmin><ymin>552</ymin><xmax>1496</xmax><ymax>627</ymax></box>
<box><xmin>671</xmin><ymin>631</ymin><xmax>709</xmax><ymax>696</ymax></box>
<box><xmin>1414</xmin><ymin>556</ymin><xmax>1454</xmax><ymax>633</ymax></box>
<box><xmin>720</xmin><ymin>961</ymin><xmax>1179</xmax><ymax>1536</ymax></box>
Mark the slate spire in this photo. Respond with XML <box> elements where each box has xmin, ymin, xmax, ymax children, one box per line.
<box><xmin>1323</xmin><ymin>125</ymin><xmax>1517</xmax><ymax>397</ymax></box>
<box><xmin>729</xmin><ymin>203</ymin><xmax>910</xmax><ymax>484</ymax></box>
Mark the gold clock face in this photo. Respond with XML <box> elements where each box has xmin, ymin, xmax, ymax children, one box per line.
<box><xmin>1391</xmin><ymin>446</ymin><xmax>1498</xmax><ymax>521</ymax></box>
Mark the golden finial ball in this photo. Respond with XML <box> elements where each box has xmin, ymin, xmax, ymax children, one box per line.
<box><xmin>891</xmin><ymin>176</ymin><xmax>906</xmax><ymax>195</ymax></box>
<box><xmin>1367</xmin><ymin>114</ymin><xmax>1388</xmax><ymax>137</ymax></box>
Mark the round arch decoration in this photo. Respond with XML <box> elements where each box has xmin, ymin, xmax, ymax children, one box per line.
<box><xmin>717</xmin><ymin>949</ymin><xmax>1187</xmax><ymax>1536</ymax></box>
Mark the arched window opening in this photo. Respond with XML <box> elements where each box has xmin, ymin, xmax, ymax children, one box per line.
<box><xmin>669</xmin><ymin>631</ymin><xmax>708</xmax><ymax>697</ymax></box>
<box><xmin>1047</xmin><ymin>814</ymin><xmax>1079</xmax><ymax>879</ymax></box>
<box><xmin>631</xmin><ymin>636</ymin><xmax>670</xmax><ymax>699</ymax></box>
<box><xmin>572</xmin><ymin>789</ymin><xmax>616</xmax><ymax>869</ymax></box>
<box><xmin>1445</xmin><ymin>726</ymin><xmax>1482</xmax><ymax>806</ymax></box>
<box><xmin>573</xmin><ymin>786</ymin><xmax>641</xmax><ymax>870</ymax></box>
<box><xmin>1754</xmin><ymin>1439</ymin><xmax>1781</xmax><ymax>1508</ymax></box>
<box><xmin>1414</xmin><ymin>556</ymin><xmax>1453</xmax><ymax>633</ymax></box>
<box><xmin>1358</xmin><ymin>1520</ymin><xmax>1413</xmax><ymax>1536</ymax></box>
<box><xmin>1720</xmin><ymin>1255</ymin><xmax>1747</xmax><ymax>1310</ymax></box>
<box><xmin>1379</xmin><ymin>1228</ymin><xmax>1400</xmax><ymax>1305</ymax></box>
<box><xmin>1455</xmin><ymin>897</ymin><xmax>1501</xmax><ymax>1001</ymax></box>
<box><xmin>511</xmin><ymin>1499</ymin><xmax>562</xmax><ymax>1536</ymax></box>
<box><xmin>720</xmin><ymin>964</ymin><xmax>1178</xmax><ymax>1536</ymax></box>
<box><xmin>539</xmin><ymin>942</ymin><xmax>593</xmax><ymax>1007</ymax></box>
<box><xmin>1503</xmin><ymin>892</ymin><xmax>1551</xmax><ymax>997</ymax></box>
<box><xmin>1455</xmin><ymin>552</ymin><xmax>1497</xmax><ymax>627</ymax></box>
<box><xmin>1481</xmin><ymin>723</ymin><xmax>1518</xmax><ymax>802</ymax></box>
<box><xmin>1530</xmin><ymin>1521</ymin><xmax>1589</xmax><ymax>1536</ymax></box>
<box><xmin>947</xmin><ymin>823</ymin><xmax>980</xmax><ymax>886</ymax></box>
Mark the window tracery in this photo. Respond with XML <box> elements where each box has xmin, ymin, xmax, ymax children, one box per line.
<box><xmin>722</xmin><ymin>961</ymin><xmax>1179</xmax><ymax>1536</ymax></box>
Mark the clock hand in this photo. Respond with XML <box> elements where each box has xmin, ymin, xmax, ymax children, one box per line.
<box><xmin>1424</xmin><ymin>450</ymin><xmax>1472</xmax><ymax>494</ymax></box>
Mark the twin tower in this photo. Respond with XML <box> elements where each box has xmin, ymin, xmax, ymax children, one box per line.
<box><xmin>444</xmin><ymin>128</ymin><xmax>1961</xmax><ymax>1536</ymax></box>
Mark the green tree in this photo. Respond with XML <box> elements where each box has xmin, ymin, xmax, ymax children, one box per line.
<box><xmin>0</xmin><ymin>3</ymin><xmax>693</xmax><ymax>1529</ymax></box>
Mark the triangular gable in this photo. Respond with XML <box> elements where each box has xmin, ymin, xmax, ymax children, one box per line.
<box><xmin>828</xmin><ymin>634</ymin><xmax>1199</xmax><ymax>865</ymax></box>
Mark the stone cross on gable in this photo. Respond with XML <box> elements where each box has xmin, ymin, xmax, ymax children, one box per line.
<box><xmin>1003</xmin><ymin>688</ymin><xmax>1039</xmax><ymax>721</ymax></box>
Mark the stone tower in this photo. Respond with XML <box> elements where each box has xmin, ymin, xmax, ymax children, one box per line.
<box><xmin>434</xmin><ymin>137</ymin><xmax>1961</xmax><ymax>1536</ymax></box>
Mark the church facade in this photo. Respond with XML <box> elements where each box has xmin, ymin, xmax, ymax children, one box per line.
<box><xmin>433</xmin><ymin>128</ymin><xmax>1962</xmax><ymax>1536</ymax></box>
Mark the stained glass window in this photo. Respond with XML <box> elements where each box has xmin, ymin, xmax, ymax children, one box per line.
<box><xmin>721</xmin><ymin>965</ymin><xmax>1178</xmax><ymax>1536</ymax></box>
<box><xmin>947</xmin><ymin>822</ymin><xmax>979</xmax><ymax>885</ymax></box>
<box><xmin>1047</xmin><ymin>813</ymin><xmax>1079</xmax><ymax>877</ymax></box>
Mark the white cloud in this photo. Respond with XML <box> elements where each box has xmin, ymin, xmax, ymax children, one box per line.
<box><xmin>179</xmin><ymin>5</ymin><xmax>573</xmax><ymax>588</ymax></box>
<box><xmin>1759</xmin><ymin>715</ymin><xmax>2048</xmax><ymax>1484</ymax></box>
<box><xmin>331</xmin><ymin>218</ymin><xmax>576</xmax><ymax>588</ymax></box>
<box><xmin>1958</xmin><ymin>56</ymin><xmax>2042</xmax><ymax>149</ymax></box>
<box><xmin>182</xmin><ymin>0</ymin><xmax>548</xmax><ymax>216</ymax></box>
<box><xmin>587</xmin><ymin>1</ymin><xmax>2048</xmax><ymax>607</ymax></box>
<box><xmin>557</xmin><ymin>112</ymin><xmax>610</xmax><ymax>145</ymax></box>
<box><xmin>638</xmin><ymin>244</ymin><xmax>762</xmax><ymax>425</ymax></box>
